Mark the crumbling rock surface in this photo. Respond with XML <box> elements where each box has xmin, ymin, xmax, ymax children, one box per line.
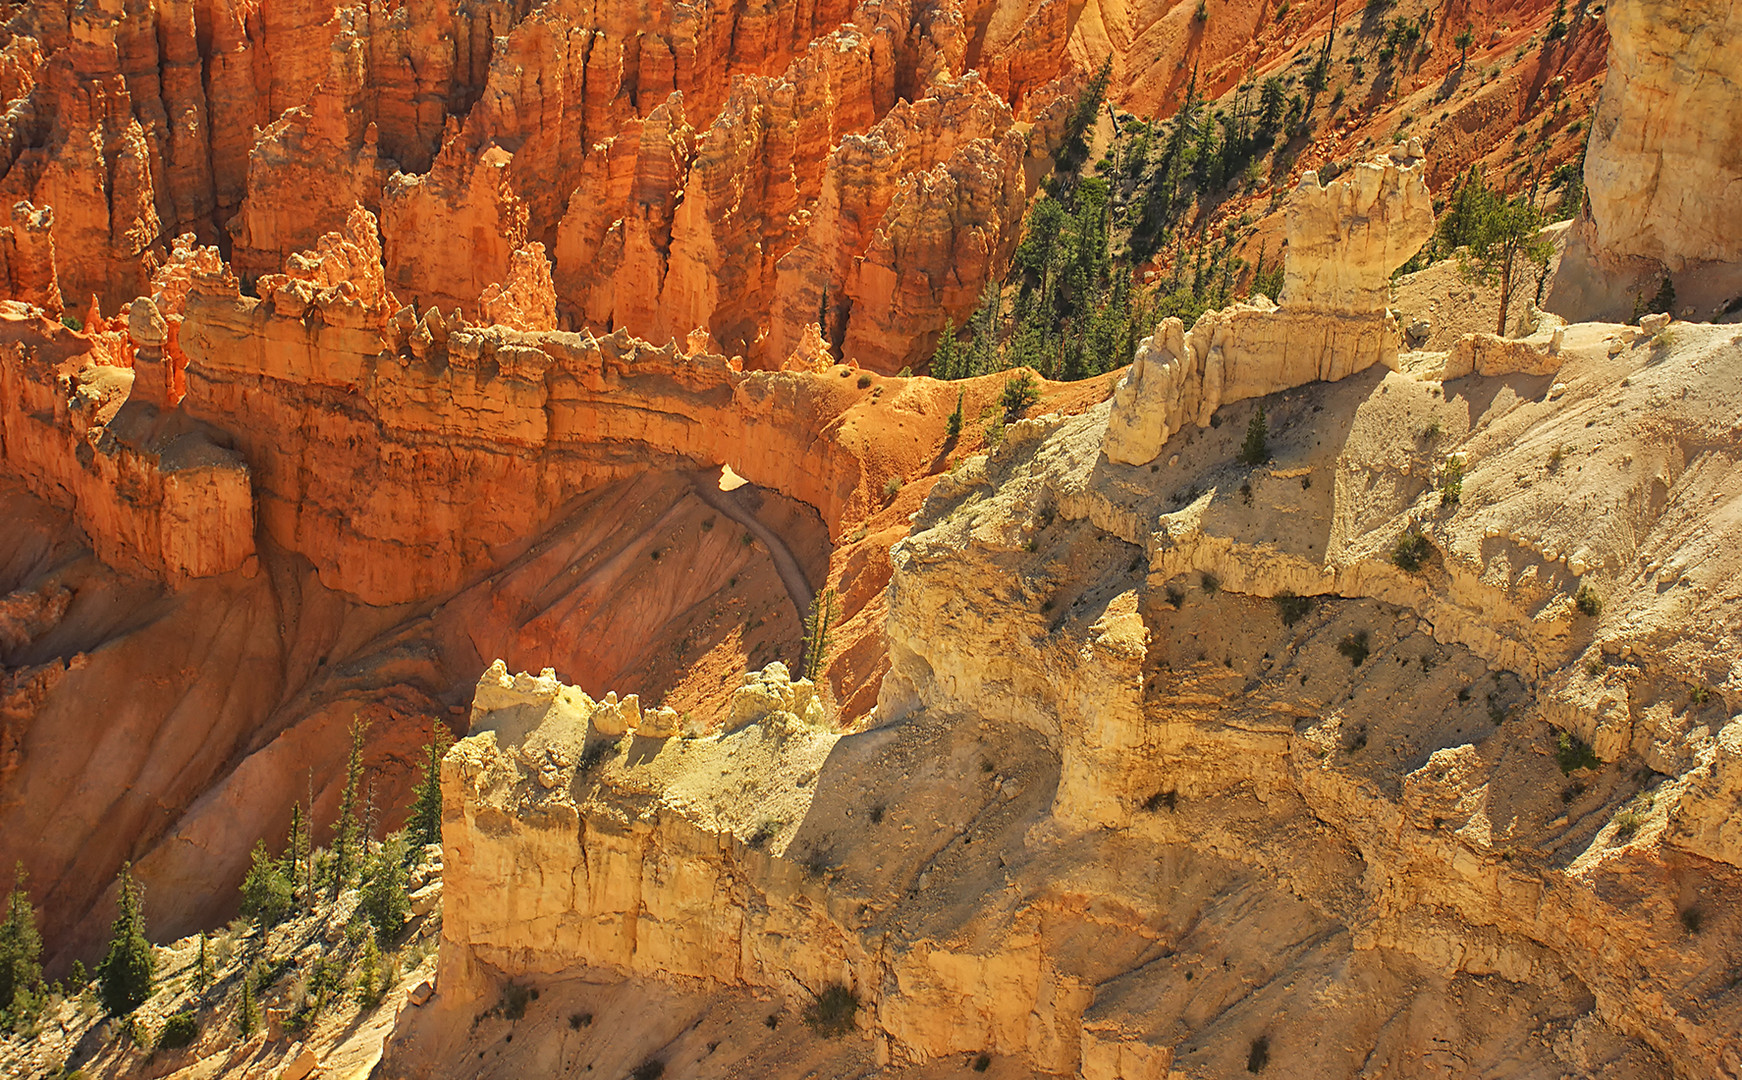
<box><xmin>1106</xmin><ymin>151</ymin><xmax>1435</xmax><ymax>466</ymax></box>
<box><xmin>402</xmin><ymin>318</ymin><xmax>1742</xmax><ymax>1079</ymax></box>
<box><xmin>1547</xmin><ymin>0</ymin><xmax>1742</xmax><ymax>321</ymax></box>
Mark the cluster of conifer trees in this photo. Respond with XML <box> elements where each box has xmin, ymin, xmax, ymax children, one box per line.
<box><xmin>0</xmin><ymin>716</ymin><xmax>452</xmax><ymax>1045</ymax></box>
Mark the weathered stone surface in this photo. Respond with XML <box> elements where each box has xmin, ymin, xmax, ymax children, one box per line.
<box><xmin>1582</xmin><ymin>0</ymin><xmax>1742</xmax><ymax>272</ymax></box>
<box><xmin>1281</xmin><ymin>149</ymin><xmax>1436</xmax><ymax>312</ymax></box>
<box><xmin>1107</xmin><ymin>153</ymin><xmax>1434</xmax><ymax>466</ymax></box>
<box><xmin>0</xmin><ymin>201</ymin><xmax>63</xmax><ymax>315</ymax></box>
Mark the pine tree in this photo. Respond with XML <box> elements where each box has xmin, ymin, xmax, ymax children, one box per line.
<box><xmin>1238</xmin><ymin>404</ymin><xmax>1269</xmax><ymax>466</ymax></box>
<box><xmin>279</xmin><ymin>802</ymin><xmax>309</xmax><ymax>901</ymax></box>
<box><xmin>97</xmin><ymin>864</ymin><xmax>153</xmax><ymax>1016</ymax></box>
<box><xmin>930</xmin><ymin>321</ymin><xmax>963</xmax><ymax>380</ymax></box>
<box><xmin>945</xmin><ymin>390</ymin><xmax>964</xmax><ymax>441</ymax></box>
<box><xmin>329</xmin><ymin>718</ymin><xmax>369</xmax><ymax>899</ymax></box>
<box><xmin>0</xmin><ymin>862</ymin><xmax>43</xmax><ymax>1012</ymax></box>
<box><xmin>194</xmin><ymin>933</ymin><xmax>210</xmax><ymax>992</ymax></box>
<box><xmin>406</xmin><ymin>720</ymin><xmax>453</xmax><ymax>852</ymax></box>
<box><xmin>357</xmin><ymin>834</ymin><xmax>411</xmax><ymax>944</ymax></box>
<box><xmin>354</xmin><ymin>936</ymin><xmax>382</xmax><ymax>1006</ymax></box>
<box><xmin>239</xmin><ymin>841</ymin><xmax>293</xmax><ymax>928</ymax></box>
<box><xmin>237</xmin><ymin>968</ymin><xmax>258</xmax><ymax>1037</ymax></box>
<box><xmin>801</xmin><ymin>589</ymin><xmax>841</xmax><ymax>683</ymax></box>
<box><xmin>965</xmin><ymin>283</ymin><xmax>1003</xmax><ymax>378</ymax></box>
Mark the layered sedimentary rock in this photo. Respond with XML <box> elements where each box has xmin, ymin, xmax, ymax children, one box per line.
<box><xmin>173</xmin><ymin>208</ymin><xmax>964</xmax><ymax>603</ymax></box>
<box><xmin>0</xmin><ymin>0</ymin><xmax>1071</xmax><ymax>368</ymax></box>
<box><xmin>0</xmin><ymin>307</ymin><xmax>253</xmax><ymax>581</ymax></box>
<box><xmin>408</xmin><ymin>319</ymin><xmax>1742</xmax><ymax>1078</ymax></box>
<box><xmin>1106</xmin><ymin>150</ymin><xmax>1435</xmax><ymax>466</ymax></box>
<box><xmin>1547</xmin><ymin>0</ymin><xmax>1742</xmax><ymax>320</ymax></box>
<box><xmin>1581</xmin><ymin>0</ymin><xmax>1742</xmax><ymax>272</ymax></box>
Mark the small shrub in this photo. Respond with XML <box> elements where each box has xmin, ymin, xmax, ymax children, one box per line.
<box><xmin>1574</xmin><ymin>585</ymin><xmax>1602</xmax><ymax>617</ymax></box>
<box><xmin>1689</xmin><ymin>684</ymin><xmax>1712</xmax><ymax>706</ymax></box>
<box><xmin>1346</xmin><ymin>727</ymin><xmax>1369</xmax><ymax>753</ymax></box>
<box><xmin>1165</xmin><ymin>585</ymin><xmax>1185</xmax><ymax>609</ymax></box>
<box><xmin>1419</xmin><ymin>421</ymin><xmax>1441</xmax><ymax>441</ymax></box>
<box><xmin>156</xmin><ymin>1010</ymin><xmax>198</xmax><ymax>1050</ymax></box>
<box><xmin>1200</xmin><ymin>572</ymin><xmax>1220</xmax><ymax>595</ymax></box>
<box><xmin>1560</xmin><ymin>780</ymin><xmax>1586</xmax><ymax>805</ymax></box>
<box><xmin>804</xmin><ymin>983</ymin><xmax>860</xmax><ymax>1037</ymax></box>
<box><xmin>1001</xmin><ymin>370</ymin><xmax>1041</xmax><ymax>418</ymax></box>
<box><xmin>983</xmin><ymin>412</ymin><xmax>1006</xmax><ymax>449</ymax></box>
<box><xmin>1142</xmin><ymin>790</ymin><xmax>1178</xmax><ymax>812</ymax></box>
<box><xmin>882</xmin><ymin>475</ymin><xmax>902</xmax><ymax>501</ymax></box>
<box><xmin>1337</xmin><ymin>630</ymin><xmax>1371</xmax><ymax>667</ymax></box>
<box><xmin>1238</xmin><ymin>405</ymin><xmax>1269</xmax><ymax>466</ymax></box>
<box><xmin>1273</xmin><ymin>591</ymin><xmax>1312</xmax><ymax>627</ymax></box>
<box><xmin>1437</xmin><ymin>457</ymin><xmax>1464</xmax><ymax>506</ymax></box>
<box><xmin>569</xmin><ymin>1012</ymin><xmax>592</xmax><ymax>1029</ymax></box>
<box><xmin>1392</xmin><ymin>527</ymin><xmax>1431</xmax><ymax>572</ymax></box>
<box><xmin>1247</xmin><ymin>1034</ymin><xmax>1270</xmax><ymax>1072</ymax></box>
<box><xmin>500</xmin><ymin>982</ymin><xmax>532</xmax><ymax>1021</ymax></box>
<box><xmin>1680</xmin><ymin>906</ymin><xmax>1702</xmax><ymax>934</ymax></box>
<box><xmin>61</xmin><ymin>314</ymin><xmax>84</xmax><ymax>332</ymax></box>
<box><xmin>1194</xmin><ymin>0</ymin><xmax>1208</xmax><ymax>20</ymax></box>
<box><xmin>764</xmin><ymin>1012</ymin><xmax>780</xmax><ymax>1029</ymax></box>
<box><xmin>1612</xmin><ymin>811</ymin><xmax>1642</xmax><ymax>840</ymax></box>
<box><xmin>857</xmin><ymin>372</ymin><xmax>873</xmax><ymax>389</ymax></box>
<box><xmin>630</xmin><ymin>1061</ymin><xmax>666</xmax><ymax>1080</ymax></box>
<box><xmin>868</xmin><ymin>805</ymin><xmax>885</xmax><ymax>825</ymax></box>
<box><xmin>973</xmin><ymin>1054</ymin><xmax>992</xmax><ymax>1072</ymax></box>
<box><xmin>1555</xmin><ymin>731</ymin><xmax>1600</xmax><ymax>774</ymax></box>
<box><xmin>747</xmin><ymin>818</ymin><xmax>781</xmax><ymax>849</ymax></box>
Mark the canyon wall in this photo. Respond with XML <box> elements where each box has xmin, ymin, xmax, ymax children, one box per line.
<box><xmin>408</xmin><ymin>313</ymin><xmax>1742</xmax><ymax>1079</ymax></box>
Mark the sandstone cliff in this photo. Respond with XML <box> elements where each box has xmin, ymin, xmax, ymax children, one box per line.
<box><xmin>401</xmin><ymin>317</ymin><xmax>1742</xmax><ymax>1079</ymax></box>
<box><xmin>1546</xmin><ymin>0</ymin><xmax>1742</xmax><ymax>322</ymax></box>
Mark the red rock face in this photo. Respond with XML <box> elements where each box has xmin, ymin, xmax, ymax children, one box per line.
<box><xmin>0</xmin><ymin>0</ymin><xmax>1074</xmax><ymax>367</ymax></box>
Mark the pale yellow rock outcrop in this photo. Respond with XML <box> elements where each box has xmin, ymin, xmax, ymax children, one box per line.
<box><xmin>1106</xmin><ymin>151</ymin><xmax>1434</xmax><ymax>466</ymax></box>
<box><xmin>1584</xmin><ymin>0</ymin><xmax>1742</xmax><ymax>271</ymax></box>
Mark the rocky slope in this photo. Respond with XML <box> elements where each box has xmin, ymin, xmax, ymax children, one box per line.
<box><xmin>387</xmin><ymin>309</ymin><xmax>1742</xmax><ymax>1079</ymax></box>
<box><xmin>0</xmin><ymin>0</ymin><xmax>1738</xmax><ymax>1076</ymax></box>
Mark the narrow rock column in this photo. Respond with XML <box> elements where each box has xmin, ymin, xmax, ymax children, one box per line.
<box><xmin>128</xmin><ymin>297</ymin><xmax>172</xmax><ymax>408</ymax></box>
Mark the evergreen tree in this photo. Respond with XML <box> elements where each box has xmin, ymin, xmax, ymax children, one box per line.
<box><xmin>1257</xmin><ymin>77</ymin><xmax>1285</xmax><ymax>135</ymax></box>
<box><xmin>240</xmin><ymin>841</ymin><xmax>293</xmax><ymax>928</ymax></box>
<box><xmin>96</xmin><ymin>864</ymin><xmax>153</xmax><ymax>1016</ymax></box>
<box><xmin>357</xmin><ymin>834</ymin><xmax>411</xmax><ymax>944</ymax></box>
<box><xmin>237</xmin><ymin>968</ymin><xmax>258</xmax><ymax>1037</ymax></box>
<box><xmin>1454</xmin><ymin>25</ymin><xmax>1475</xmax><ymax>68</ymax></box>
<box><xmin>964</xmin><ymin>283</ymin><xmax>1003</xmax><ymax>378</ymax></box>
<box><xmin>945</xmin><ymin>389</ymin><xmax>964</xmax><ymax>442</ymax></box>
<box><xmin>930</xmin><ymin>321</ymin><xmax>963</xmax><ymax>380</ymax></box>
<box><xmin>406</xmin><ymin>719</ymin><xmax>453</xmax><ymax>852</ymax></box>
<box><xmin>1238</xmin><ymin>404</ymin><xmax>1269</xmax><ymax>466</ymax></box>
<box><xmin>329</xmin><ymin>718</ymin><xmax>369</xmax><ymax>899</ymax></box>
<box><xmin>354</xmin><ymin>936</ymin><xmax>383</xmax><ymax>1006</ymax></box>
<box><xmin>194</xmin><ymin>933</ymin><xmax>210</xmax><ymax>992</ymax></box>
<box><xmin>801</xmin><ymin>589</ymin><xmax>841</xmax><ymax>682</ymax></box>
<box><xmin>0</xmin><ymin>863</ymin><xmax>42</xmax><ymax>1012</ymax></box>
<box><xmin>279</xmin><ymin>802</ymin><xmax>309</xmax><ymax>901</ymax></box>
